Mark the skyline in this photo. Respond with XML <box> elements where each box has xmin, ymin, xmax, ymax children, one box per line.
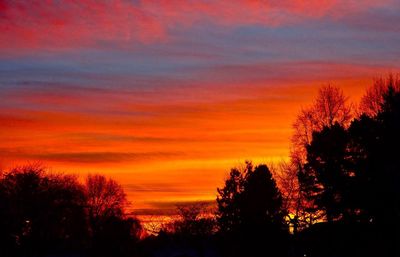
<box><xmin>1</xmin><ymin>0</ymin><xmax>400</xmax><ymax>212</ymax></box>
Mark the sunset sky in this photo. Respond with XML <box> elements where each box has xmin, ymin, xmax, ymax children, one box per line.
<box><xmin>1</xmin><ymin>0</ymin><xmax>400</xmax><ymax>213</ymax></box>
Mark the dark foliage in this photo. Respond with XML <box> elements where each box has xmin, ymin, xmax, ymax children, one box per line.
<box><xmin>0</xmin><ymin>167</ymin><xmax>142</xmax><ymax>257</ymax></box>
<box><xmin>216</xmin><ymin>162</ymin><xmax>288</xmax><ymax>257</ymax></box>
<box><xmin>0</xmin><ymin>165</ymin><xmax>88</xmax><ymax>256</ymax></box>
<box><xmin>302</xmin><ymin>123</ymin><xmax>354</xmax><ymax>222</ymax></box>
<box><xmin>90</xmin><ymin>216</ymin><xmax>142</xmax><ymax>257</ymax></box>
<box><xmin>171</xmin><ymin>203</ymin><xmax>216</xmax><ymax>237</ymax></box>
<box><xmin>216</xmin><ymin>163</ymin><xmax>247</xmax><ymax>234</ymax></box>
<box><xmin>296</xmin><ymin>81</ymin><xmax>400</xmax><ymax>256</ymax></box>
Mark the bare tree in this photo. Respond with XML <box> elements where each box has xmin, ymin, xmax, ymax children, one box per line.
<box><xmin>314</xmin><ymin>84</ymin><xmax>352</xmax><ymax>128</ymax></box>
<box><xmin>291</xmin><ymin>108</ymin><xmax>319</xmax><ymax>163</ymax></box>
<box><xmin>170</xmin><ymin>202</ymin><xmax>216</xmax><ymax>236</ymax></box>
<box><xmin>142</xmin><ymin>214</ymin><xmax>172</xmax><ymax>236</ymax></box>
<box><xmin>85</xmin><ymin>174</ymin><xmax>127</xmax><ymax>220</ymax></box>
<box><xmin>274</xmin><ymin>161</ymin><xmax>322</xmax><ymax>233</ymax></box>
<box><xmin>292</xmin><ymin>84</ymin><xmax>352</xmax><ymax>163</ymax></box>
<box><xmin>283</xmin><ymin>85</ymin><xmax>353</xmax><ymax>230</ymax></box>
<box><xmin>359</xmin><ymin>74</ymin><xmax>400</xmax><ymax>117</ymax></box>
<box><xmin>273</xmin><ymin>163</ymin><xmax>299</xmax><ymax>221</ymax></box>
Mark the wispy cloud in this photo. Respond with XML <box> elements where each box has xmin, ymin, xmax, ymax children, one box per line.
<box><xmin>1</xmin><ymin>150</ymin><xmax>183</xmax><ymax>164</ymax></box>
<box><xmin>1</xmin><ymin>0</ymin><xmax>399</xmax><ymax>210</ymax></box>
<box><xmin>0</xmin><ymin>0</ymin><xmax>397</xmax><ymax>53</ymax></box>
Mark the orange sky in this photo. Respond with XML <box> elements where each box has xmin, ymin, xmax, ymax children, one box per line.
<box><xmin>1</xmin><ymin>0</ymin><xmax>399</xmax><ymax>213</ymax></box>
<box><xmin>0</xmin><ymin>77</ymin><xmax>374</xmax><ymax>211</ymax></box>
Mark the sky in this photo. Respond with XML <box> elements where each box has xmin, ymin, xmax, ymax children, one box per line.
<box><xmin>1</xmin><ymin>0</ymin><xmax>400</xmax><ymax>213</ymax></box>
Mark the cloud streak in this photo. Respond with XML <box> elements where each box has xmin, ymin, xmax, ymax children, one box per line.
<box><xmin>0</xmin><ymin>0</ymin><xmax>397</xmax><ymax>53</ymax></box>
<box><xmin>1</xmin><ymin>0</ymin><xmax>400</xmax><ymax>211</ymax></box>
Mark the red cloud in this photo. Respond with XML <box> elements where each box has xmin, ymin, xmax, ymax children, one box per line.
<box><xmin>0</xmin><ymin>0</ymin><xmax>394</xmax><ymax>53</ymax></box>
<box><xmin>0</xmin><ymin>0</ymin><xmax>165</xmax><ymax>52</ymax></box>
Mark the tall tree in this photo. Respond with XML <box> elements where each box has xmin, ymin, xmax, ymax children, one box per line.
<box><xmin>302</xmin><ymin>123</ymin><xmax>354</xmax><ymax>222</ymax></box>
<box><xmin>216</xmin><ymin>162</ymin><xmax>248</xmax><ymax>233</ymax></box>
<box><xmin>240</xmin><ymin>164</ymin><xmax>286</xmax><ymax>232</ymax></box>
<box><xmin>283</xmin><ymin>85</ymin><xmax>353</xmax><ymax>230</ymax></box>
<box><xmin>299</xmin><ymin>75</ymin><xmax>400</xmax><ymax>226</ymax></box>
<box><xmin>217</xmin><ymin>162</ymin><xmax>287</xmax><ymax>257</ymax></box>
<box><xmin>217</xmin><ymin>162</ymin><xmax>287</xmax><ymax>233</ymax></box>
<box><xmin>292</xmin><ymin>84</ymin><xmax>352</xmax><ymax>162</ymax></box>
<box><xmin>355</xmin><ymin>84</ymin><xmax>400</xmax><ymax>224</ymax></box>
<box><xmin>84</xmin><ymin>174</ymin><xmax>141</xmax><ymax>257</ymax></box>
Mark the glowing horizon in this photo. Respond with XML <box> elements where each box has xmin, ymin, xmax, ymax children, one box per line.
<box><xmin>1</xmin><ymin>0</ymin><xmax>399</xmax><ymax>212</ymax></box>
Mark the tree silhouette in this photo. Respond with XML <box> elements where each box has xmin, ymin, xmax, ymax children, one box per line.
<box><xmin>86</xmin><ymin>174</ymin><xmax>127</xmax><ymax>220</ymax></box>
<box><xmin>84</xmin><ymin>174</ymin><xmax>141</xmax><ymax>257</ymax></box>
<box><xmin>0</xmin><ymin>165</ymin><xmax>88</xmax><ymax>256</ymax></box>
<box><xmin>170</xmin><ymin>203</ymin><xmax>216</xmax><ymax>237</ymax></box>
<box><xmin>292</xmin><ymin>84</ymin><xmax>352</xmax><ymax>163</ymax></box>
<box><xmin>281</xmin><ymin>85</ymin><xmax>353</xmax><ymax>231</ymax></box>
<box><xmin>359</xmin><ymin>74</ymin><xmax>400</xmax><ymax>117</ymax></box>
<box><xmin>275</xmin><ymin>161</ymin><xmax>314</xmax><ymax>233</ymax></box>
<box><xmin>217</xmin><ymin>162</ymin><xmax>287</xmax><ymax>232</ymax></box>
<box><xmin>216</xmin><ymin>162</ymin><xmax>247</xmax><ymax>233</ymax></box>
<box><xmin>302</xmin><ymin>123</ymin><xmax>354</xmax><ymax>222</ymax></box>
<box><xmin>240</xmin><ymin>164</ymin><xmax>287</xmax><ymax>232</ymax></box>
<box><xmin>352</xmin><ymin>83</ymin><xmax>400</xmax><ymax>230</ymax></box>
<box><xmin>217</xmin><ymin>162</ymin><xmax>287</xmax><ymax>257</ymax></box>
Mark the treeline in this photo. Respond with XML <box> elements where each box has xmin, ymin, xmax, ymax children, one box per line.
<box><xmin>0</xmin><ymin>167</ymin><xmax>143</xmax><ymax>257</ymax></box>
<box><xmin>147</xmin><ymin>75</ymin><xmax>400</xmax><ymax>257</ymax></box>
<box><xmin>209</xmin><ymin>75</ymin><xmax>400</xmax><ymax>257</ymax></box>
<box><xmin>1</xmin><ymin>75</ymin><xmax>400</xmax><ymax>257</ymax></box>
